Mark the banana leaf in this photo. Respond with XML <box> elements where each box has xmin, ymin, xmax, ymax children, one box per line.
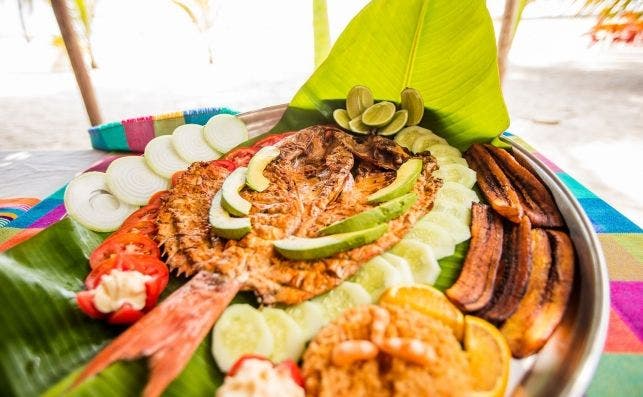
<box><xmin>0</xmin><ymin>0</ymin><xmax>506</xmax><ymax>395</ymax></box>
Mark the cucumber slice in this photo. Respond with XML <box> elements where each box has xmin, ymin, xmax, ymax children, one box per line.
<box><xmin>350</xmin><ymin>256</ymin><xmax>402</xmax><ymax>301</ymax></box>
<box><xmin>437</xmin><ymin>156</ymin><xmax>468</xmax><ymax>167</ymax></box>
<box><xmin>209</xmin><ymin>191</ymin><xmax>251</xmax><ymax>240</ymax></box>
<box><xmin>433</xmin><ymin>164</ymin><xmax>477</xmax><ymax>188</ymax></box>
<box><xmin>319</xmin><ymin>192</ymin><xmax>417</xmax><ymax>235</ymax></box>
<box><xmin>368</xmin><ymin>159</ymin><xmax>423</xmax><ymax>203</ymax></box>
<box><xmin>203</xmin><ymin>114</ymin><xmax>248</xmax><ymax>154</ymax></box>
<box><xmin>432</xmin><ymin>200</ymin><xmax>472</xmax><ymax>226</ymax></box>
<box><xmin>172</xmin><ymin>123</ymin><xmax>221</xmax><ymax>163</ymax></box>
<box><xmin>314</xmin><ymin>281</ymin><xmax>371</xmax><ymax>322</ymax></box>
<box><xmin>436</xmin><ymin>182</ymin><xmax>479</xmax><ymax>207</ymax></box>
<box><xmin>246</xmin><ymin>145</ymin><xmax>280</xmax><ymax>192</ymax></box>
<box><xmin>394</xmin><ymin>126</ymin><xmax>446</xmax><ymax>150</ymax></box>
<box><xmin>106</xmin><ymin>156</ymin><xmax>170</xmax><ymax>206</ymax></box>
<box><xmin>261</xmin><ymin>307</ymin><xmax>306</xmax><ymax>362</ymax></box>
<box><xmin>411</xmin><ymin>133</ymin><xmax>449</xmax><ymax>154</ymax></box>
<box><xmin>143</xmin><ymin>135</ymin><xmax>189</xmax><ymax>178</ymax></box>
<box><xmin>389</xmin><ymin>239</ymin><xmax>440</xmax><ymax>285</ymax></box>
<box><xmin>420</xmin><ymin>211</ymin><xmax>471</xmax><ymax>244</ymax></box>
<box><xmin>381</xmin><ymin>253</ymin><xmax>415</xmax><ymax>285</ymax></box>
<box><xmin>212</xmin><ymin>304</ymin><xmax>274</xmax><ymax>372</ymax></box>
<box><xmin>221</xmin><ymin>167</ymin><xmax>251</xmax><ymax>216</ymax></box>
<box><xmin>405</xmin><ymin>222</ymin><xmax>456</xmax><ymax>259</ymax></box>
<box><xmin>428</xmin><ymin>144</ymin><xmax>462</xmax><ymax>159</ymax></box>
<box><xmin>285</xmin><ymin>301</ymin><xmax>325</xmax><ymax>340</ymax></box>
<box><xmin>64</xmin><ymin>171</ymin><xmax>138</xmax><ymax>232</ymax></box>
<box><xmin>274</xmin><ymin>224</ymin><xmax>388</xmax><ymax>260</ymax></box>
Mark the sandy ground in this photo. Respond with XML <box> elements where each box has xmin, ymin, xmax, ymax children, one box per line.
<box><xmin>0</xmin><ymin>1</ymin><xmax>641</xmax><ymax>226</ymax></box>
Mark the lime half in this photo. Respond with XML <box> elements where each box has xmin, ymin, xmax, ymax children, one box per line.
<box><xmin>362</xmin><ymin>101</ymin><xmax>396</xmax><ymax>127</ymax></box>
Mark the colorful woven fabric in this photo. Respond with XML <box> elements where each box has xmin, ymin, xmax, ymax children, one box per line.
<box><xmin>0</xmin><ymin>124</ymin><xmax>640</xmax><ymax>394</ymax></box>
<box><xmin>88</xmin><ymin>107</ymin><xmax>238</xmax><ymax>152</ymax></box>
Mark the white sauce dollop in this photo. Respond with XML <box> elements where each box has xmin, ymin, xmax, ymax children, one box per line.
<box><xmin>216</xmin><ymin>359</ymin><xmax>304</xmax><ymax>397</ymax></box>
<box><xmin>92</xmin><ymin>269</ymin><xmax>151</xmax><ymax>313</ymax></box>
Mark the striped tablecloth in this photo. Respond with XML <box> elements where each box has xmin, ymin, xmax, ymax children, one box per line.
<box><xmin>0</xmin><ymin>115</ymin><xmax>640</xmax><ymax>395</ymax></box>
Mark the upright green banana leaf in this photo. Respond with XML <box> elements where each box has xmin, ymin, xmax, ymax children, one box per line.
<box><xmin>273</xmin><ymin>0</ymin><xmax>509</xmax><ymax>150</ymax></box>
<box><xmin>0</xmin><ymin>0</ymin><xmax>507</xmax><ymax>396</ymax></box>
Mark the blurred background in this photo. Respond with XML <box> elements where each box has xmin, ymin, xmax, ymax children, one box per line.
<box><xmin>0</xmin><ymin>0</ymin><xmax>641</xmax><ymax>225</ymax></box>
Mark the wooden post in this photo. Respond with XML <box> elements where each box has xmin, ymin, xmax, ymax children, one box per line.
<box><xmin>497</xmin><ymin>0</ymin><xmax>519</xmax><ymax>82</ymax></box>
<box><xmin>51</xmin><ymin>0</ymin><xmax>102</xmax><ymax>126</ymax></box>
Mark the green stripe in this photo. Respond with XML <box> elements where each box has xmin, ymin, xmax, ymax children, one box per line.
<box><xmin>587</xmin><ymin>354</ymin><xmax>643</xmax><ymax>397</ymax></box>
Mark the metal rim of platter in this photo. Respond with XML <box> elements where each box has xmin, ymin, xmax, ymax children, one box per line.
<box><xmin>237</xmin><ymin>104</ymin><xmax>610</xmax><ymax>397</ymax></box>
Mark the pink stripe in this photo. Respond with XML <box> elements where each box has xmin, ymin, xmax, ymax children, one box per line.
<box><xmin>31</xmin><ymin>204</ymin><xmax>67</xmax><ymax>228</ymax></box>
<box><xmin>610</xmin><ymin>281</ymin><xmax>643</xmax><ymax>341</ymax></box>
<box><xmin>533</xmin><ymin>152</ymin><xmax>563</xmax><ymax>173</ymax></box>
<box><xmin>123</xmin><ymin>116</ymin><xmax>155</xmax><ymax>153</ymax></box>
<box><xmin>85</xmin><ymin>155</ymin><xmax>125</xmax><ymax>172</ymax></box>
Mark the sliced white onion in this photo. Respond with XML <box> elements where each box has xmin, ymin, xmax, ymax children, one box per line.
<box><xmin>203</xmin><ymin>114</ymin><xmax>249</xmax><ymax>154</ymax></box>
<box><xmin>172</xmin><ymin>124</ymin><xmax>221</xmax><ymax>163</ymax></box>
<box><xmin>144</xmin><ymin>135</ymin><xmax>190</xmax><ymax>178</ymax></box>
<box><xmin>64</xmin><ymin>171</ymin><xmax>138</xmax><ymax>232</ymax></box>
<box><xmin>106</xmin><ymin>156</ymin><xmax>170</xmax><ymax>206</ymax></box>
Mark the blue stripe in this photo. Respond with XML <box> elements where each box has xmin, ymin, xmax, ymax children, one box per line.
<box><xmin>578</xmin><ymin>198</ymin><xmax>642</xmax><ymax>233</ymax></box>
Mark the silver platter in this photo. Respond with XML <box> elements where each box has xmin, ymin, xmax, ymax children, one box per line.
<box><xmin>238</xmin><ymin>104</ymin><xmax>610</xmax><ymax>397</ymax></box>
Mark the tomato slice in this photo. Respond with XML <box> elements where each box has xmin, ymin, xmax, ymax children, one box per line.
<box><xmin>118</xmin><ymin>220</ymin><xmax>158</xmax><ymax>237</ymax></box>
<box><xmin>252</xmin><ymin>132</ymin><xmax>294</xmax><ymax>149</ymax></box>
<box><xmin>89</xmin><ymin>233</ymin><xmax>160</xmax><ymax>268</ymax></box>
<box><xmin>225</xmin><ymin>147</ymin><xmax>259</xmax><ymax>167</ymax></box>
<box><xmin>121</xmin><ymin>205</ymin><xmax>159</xmax><ymax>228</ymax></box>
<box><xmin>210</xmin><ymin>159</ymin><xmax>237</xmax><ymax>172</ymax></box>
<box><xmin>148</xmin><ymin>190</ymin><xmax>170</xmax><ymax>207</ymax></box>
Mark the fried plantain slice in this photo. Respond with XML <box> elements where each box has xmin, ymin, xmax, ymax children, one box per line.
<box><xmin>446</xmin><ymin>203</ymin><xmax>504</xmax><ymax>311</ymax></box>
<box><xmin>500</xmin><ymin>229</ymin><xmax>574</xmax><ymax>358</ymax></box>
<box><xmin>464</xmin><ymin>144</ymin><xmax>523</xmax><ymax>223</ymax></box>
<box><xmin>483</xmin><ymin>144</ymin><xmax>564</xmax><ymax>228</ymax></box>
<box><xmin>477</xmin><ymin>216</ymin><xmax>532</xmax><ymax>322</ymax></box>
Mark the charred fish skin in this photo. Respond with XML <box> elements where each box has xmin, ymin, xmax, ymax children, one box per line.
<box><xmin>483</xmin><ymin>144</ymin><xmax>564</xmax><ymax>228</ymax></box>
<box><xmin>464</xmin><ymin>144</ymin><xmax>523</xmax><ymax>223</ymax></box>
<box><xmin>446</xmin><ymin>203</ymin><xmax>504</xmax><ymax>311</ymax></box>
<box><xmin>477</xmin><ymin>215</ymin><xmax>532</xmax><ymax>322</ymax></box>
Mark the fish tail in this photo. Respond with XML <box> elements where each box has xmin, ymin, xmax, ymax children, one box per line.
<box><xmin>72</xmin><ymin>272</ymin><xmax>240</xmax><ymax>397</ymax></box>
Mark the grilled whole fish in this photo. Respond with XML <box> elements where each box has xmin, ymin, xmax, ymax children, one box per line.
<box><xmin>75</xmin><ymin>126</ymin><xmax>442</xmax><ymax>396</ymax></box>
<box><xmin>157</xmin><ymin>125</ymin><xmax>441</xmax><ymax>304</ymax></box>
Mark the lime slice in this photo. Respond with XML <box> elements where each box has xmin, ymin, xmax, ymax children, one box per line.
<box><xmin>381</xmin><ymin>253</ymin><xmax>415</xmax><ymax>285</ymax></box>
<box><xmin>212</xmin><ymin>304</ymin><xmax>274</xmax><ymax>372</ymax></box>
<box><xmin>368</xmin><ymin>159</ymin><xmax>423</xmax><ymax>203</ymax></box>
<box><xmin>333</xmin><ymin>109</ymin><xmax>351</xmax><ymax>130</ymax></box>
<box><xmin>378</xmin><ymin>110</ymin><xmax>408</xmax><ymax>136</ymax></box>
<box><xmin>261</xmin><ymin>308</ymin><xmax>306</xmax><ymax>362</ymax></box>
<box><xmin>429</xmin><ymin>143</ymin><xmax>462</xmax><ymax>159</ymax></box>
<box><xmin>437</xmin><ymin>156</ymin><xmax>468</xmax><ymax>167</ymax></box>
<box><xmin>274</xmin><ymin>224</ymin><xmax>387</xmax><ymax>260</ymax></box>
<box><xmin>400</xmin><ymin>87</ymin><xmax>425</xmax><ymax>126</ymax></box>
<box><xmin>209</xmin><ymin>191</ymin><xmax>251</xmax><ymax>240</ymax></box>
<box><xmin>314</xmin><ymin>281</ymin><xmax>371</xmax><ymax>322</ymax></box>
<box><xmin>433</xmin><ymin>163</ymin><xmax>477</xmax><ymax>188</ymax></box>
<box><xmin>350</xmin><ymin>256</ymin><xmax>402</xmax><ymax>301</ymax></box>
<box><xmin>361</xmin><ymin>101</ymin><xmax>396</xmax><ymax>127</ymax></box>
<box><xmin>405</xmin><ymin>222</ymin><xmax>456</xmax><ymax>259</ymax></box>
<box><xmin>203</xmin><ymin>114</ymin><xmax>248</xmax><ymax>154</ymax></box>
<box><xmin>319</xmin><ymin>192</ymin><xmax>417</xmax><ymax>235</ymax></box>
<box><xmin>420</xmin><ymin>211</ymin><xmax>471</xmax><ymax>244</ymax></box>
<box><xmin>346</xmin><ymin>85</ymin><xmax>374</xmax><ymax>119</ymax></box>
<box><xmin>389</xmin><ymin>239</ymin><xmax>440</xmax><ymax>285</ymax></box>
<box><xmin>221</xmin><ymin>167</ymin><xmax>251</xmax><ymax>216</ymax></box>
<box><xmin>348</xmin><ymin>115</ymin><xmax>371</xmax><ymax>134</ymax></box>
<box><xmin>246</xmin><ymin>145</ymin><xmax>280</xmax><ymax>192</ymax></box>
<box><xmin>285</xmin><ymin>301</ymin><xmax>325</xmax><ymax>340</ymax></box>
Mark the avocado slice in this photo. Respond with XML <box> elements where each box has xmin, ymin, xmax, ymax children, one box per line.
<box><xmin>319</xmin><ymin>192</ymin><xmax>417</xmax><ymax>236</ymax></box>
<box><xmin>246</xmin><ymin>145</ymin><xmax>280</xmax><ymax>192</ymax></box>
<box><xmin>210</xmin><ymin>191</ymin><xmax>251</xmax><ymax>240</ymax></box>
<box><xmin>368</xmin><ymin>158</ymin><xmax>423</xmax><ymax>203</ymax></box>
<box><xmin>221</xmin><ymin>167</ymin><xmax>252</xmax><ymax>216</ymax></box>
<box><xmin>274</xmin><ymin>224</ymin><xmax>388</xmax><ymax>260</ymax></box>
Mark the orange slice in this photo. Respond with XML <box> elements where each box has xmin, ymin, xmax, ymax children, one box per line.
<box><xmin>378</xmin><ymin>284</ymin><xmax>464</xmax><ymax>340</ymax></box>
<box><xmin>464</xmin><ymin>315</ymin><xmax>510</xmax><ymax>397</ymax></box>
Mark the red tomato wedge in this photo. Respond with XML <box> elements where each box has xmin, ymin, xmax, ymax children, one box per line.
<box><xmin>89</xmin><ymin>233</ymin><xmax>160</xmax><ymax>269</ymax></box>
<box><xmin>225</xmin><ymin>147</ymin><xmax>259</xmax><ymax>167</ymax></box>
<box><xmin>227</xmin><ymin>355</ymin><xmax>304</xmax><ymax>389</ymax></box>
